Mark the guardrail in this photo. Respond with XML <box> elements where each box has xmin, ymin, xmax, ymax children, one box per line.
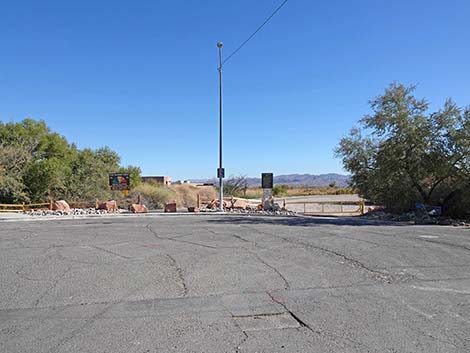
<box><xmin>283</xmin><ymin>200</ymin><xmax>366</xmax><ymax>215</ymax></box>
<box><xmin>0</xmin><ymin>202</ymin><xmax>51</xmax><ymax>213</ymax></box>
<box><xmin>0</xmin><ymin>199</ymin><xmax>100</xmax><ymax>213</ymax></box>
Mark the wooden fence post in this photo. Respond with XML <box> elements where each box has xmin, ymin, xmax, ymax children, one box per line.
<box><xmin>22</xmin><ymin>202</ymin><xmax>25</xmax><ymax>213</ymax></box>
<box><xmin>95</xmin><ymin>198</ymin><xmax>99</xmax><ymax>209</ymax></box>
<box><xmin>197</xmin><ymin>194</ymin><xmax>200</xmax><ymax>209</ymax></box>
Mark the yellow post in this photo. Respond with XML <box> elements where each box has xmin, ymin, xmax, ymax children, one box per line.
<box><xmin>22</xmin><ymin>202</ymin><xmax>25</xmax><ymax>213</ymax></box>
<box><xmin>95</xmin><ymin>198</ymin><xmax>99</xmax><ymax>209</ymax></box>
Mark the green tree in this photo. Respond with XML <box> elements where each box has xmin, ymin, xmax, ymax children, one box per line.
<box><xmin>119</xmin><ymin>165</ymin><xmax>142</xmax><ymax>189</ymax></box>
<box><xmin>335</xmin><ymin>83</ymin><xmax>470</xmax><ymax>215</ymax></box>
<box><xmin>0</xmin><ymin>119</ymin><xmax>142</xmax><ymax>203</ymax></box>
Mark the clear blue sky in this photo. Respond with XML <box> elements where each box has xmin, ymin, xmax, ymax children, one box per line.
<box><xmin>1</xmin><ymin>0</ymin><xmax>469</xmax><ymax>180</ymax></box>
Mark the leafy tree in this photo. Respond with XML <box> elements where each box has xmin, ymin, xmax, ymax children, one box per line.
<box><xmin>335</xmin><ymin>83</ymin><xmax>470</xmax><ymax>215</ymax></box>
<box><xmin>119</xmin><ymin>165</ymin><xmax>142</xmax><ymax>189</ymax></box>
<box><xmin>0</xmin><ymin>119</ymin><xmax>142</xmax><ymax>204</ymax></box>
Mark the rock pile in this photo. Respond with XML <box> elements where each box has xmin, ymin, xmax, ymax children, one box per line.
<box><xmin>27</xmin><ymin>208</ymin><xmax>115</xmax><ymax>217</ymax></box>
<box><xmin>224</xmin><ymin>207</ymin><xmax>296</xmax><ymax>216</ymax></box>
<box><xmin>202</xmin><ymin>198</ymin><xmax>295</xmax><ymax>216</ymax></box>
<box><xmin>206</xmin><ymin>199</ymin><xmax>228</xmax><ymax>210</ymax></box>
<box><xmin>364</xmin><ymin>209</ymin><xmax>470</xmax><ymax>227</ymax></box>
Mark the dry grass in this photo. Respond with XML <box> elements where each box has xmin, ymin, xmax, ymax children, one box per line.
<box><xmin>244</xmin><ymin>186</ymin><xmax>355</xmax><ymax>198</ymax></box>
<box><xmin>129</xmin><ymin>183</ymin><xmax>176</xmax><ymax>209</ymax></box>
<box><xmin>170</xmin><ymin>184</ymin><xmax>217</xmax><ymax>208</ymax></box>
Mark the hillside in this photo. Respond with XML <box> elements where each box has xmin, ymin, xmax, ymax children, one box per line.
<box><xmin>192</xmin><ymin>173</ymin><xmax>350</xmax><ymax>187</ymax></box>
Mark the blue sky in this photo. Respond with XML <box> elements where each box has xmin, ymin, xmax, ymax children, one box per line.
<box><xmin>1</xmin><ymin>0</ymin><xmax>469</xmax><ymax>180</ymax></box>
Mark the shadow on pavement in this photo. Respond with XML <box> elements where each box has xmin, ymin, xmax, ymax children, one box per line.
<box><xmin>206</xmin><ymin>215</ymin><xmax>407</xmax><ymax>227</ymax></box>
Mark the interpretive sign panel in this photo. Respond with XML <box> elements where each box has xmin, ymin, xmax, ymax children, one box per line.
<box><xmin>261</xmin><ymin>173</ymin><xmax>273</xmax><ymax>189</ymax></box>
<box><xmin>109</xmin><ymin>173</ymin><xmax>130</xmax><ymax>190</ymax></box>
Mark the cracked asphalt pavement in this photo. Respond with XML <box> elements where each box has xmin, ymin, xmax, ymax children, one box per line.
<box><xmin>1</xmin><ymin>215</ymin><xmax>469</xmax><ymax>352</ymax></box>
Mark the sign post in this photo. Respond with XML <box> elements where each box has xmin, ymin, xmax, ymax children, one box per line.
<box><xmin>261</xmin><ymin>173</ymin><xmax>274</xmax><ymax>208</ymax></box>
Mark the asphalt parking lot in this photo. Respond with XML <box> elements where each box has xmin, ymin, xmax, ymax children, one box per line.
<box><xmin>1</xmin><ymin>215</ymin><xmax>469</xmax><ymax>353</ymax></box>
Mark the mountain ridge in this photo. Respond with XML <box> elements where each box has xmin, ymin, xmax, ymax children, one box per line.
<box><xmin>191</xmin><ymin>173</ymin><xmax>350</xmax><ymax>187</ymax></box>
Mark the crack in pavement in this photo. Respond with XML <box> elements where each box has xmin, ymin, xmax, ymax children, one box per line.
<box><xmin>206</xmin><ymin>227</ymin><xmax>258</xmax><ymax>246</ymax></box>
<box><xmin>230</xmin><ymin>313</ymin><xmax>249</xmax><ymax>353</ymax></box>
<box><xmin>146</xmin><ymin>224</ymin><xmax>216</xmax><ymax>249</ymax></box>
<box><xmin>0</xmin><ymin>282</ymin><xmax>383</xmax><ymax>314</ymax></box>
<box><xmin>34</xmin><ymin>265</ymin><xmax>73</xmax><ymax>307</ymax></box>
<box><xmin>266</xmin><ymin>291</ymin><xmax>375</xmax><ymax>351</ymax></box>
<box><xmin>46</xmin><ymin>279</ymin><xmax>157</xmax><ymax>353</ymax></box>
<box><xmin>416</xmin><ymin>238</ymin><xmax>470</xmax><ymax>252</ymax></box>
<box><xmin>249</xmin><ymin>251</ymin><xmax>290</xmax><ymax>290</ymax></box>
<box><xmin>240</xmin><ymin>224</ymin><xmax>397</xmax><ymax>283</ymax></box>
<box><xmin>166</xmin><ymin>254</ymin><xmax>188</xmax><ymax>297</ymax></box>
<box><xmin>89</xmin><ymin>245</ymin><xmax>131</xmax><ymax>260</ymax></box>
<box><xmin>266</xmin><ymin>291</ymin><xmax>317</xmax><ymax>334</ymax></box>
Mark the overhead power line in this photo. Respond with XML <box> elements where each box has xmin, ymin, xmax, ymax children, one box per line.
<box><xmin>222</xmin><ymin>0</ymin><xmax>289</xmax><ymax>65</ymax></box>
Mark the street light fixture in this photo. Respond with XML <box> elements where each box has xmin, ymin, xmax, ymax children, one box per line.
<box><xmin>217</xmin><ymin>42</ymin><xmax>224</xmax><ymax>211</ymax></box>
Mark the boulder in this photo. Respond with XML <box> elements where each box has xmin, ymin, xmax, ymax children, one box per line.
<box><xmin>263</xmin><ymin>198</ymin><xmax>281</xmax><ymax>212</ymax></box>
<box><xmin>97</xmin><ymin>200</ymin><xmax>118</xmax><ymax>212</ymax></box>
<box><xmin>164</xmin><ymin>202</ymin><xmax>177</xmax><ymax>213</ymax></box>
<box><xmin>52</xmin><ymin>200</ymin><xmax>70</xmax><ymax>211</ymax></box>
<box><xmin>131</xmin><ymin>204</ymin><xmax>149</xmax><ymax>213</ymax></box>
<box><xmin>231</xmin><ymin>199</ymin><xmax>248</xmax><ymax>210</ymax></box>
<box><xmin>187</xmin><ymin>207</ymin><xmax>200</xmax><ymax>213</ymax></box>
<box><xmin>207</xmin><ymin>199</ymin><xmax>228</xmax><ymax>209</ymax></box>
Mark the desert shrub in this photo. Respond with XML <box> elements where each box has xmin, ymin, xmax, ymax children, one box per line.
<box><xmin>334</xmin><ymin>187</ymin><xmax>355</xmax><ymax>195</ymax></box>
<box><xmin>336</xmin><ymin>83</ymin><xmax>470</xmax><ymax>215</ymax></box>
<box><xmin>131</xmin><ymin>183</ymin><xmax>176</xmax><ymax>209</ymax></box>
<box><xmin>223</xmin><ymin>175</ymin><xmax>248</xmax><ymax>197</ymax></box>
<box><xmin>272</xmin><ymin>184</ymin><xmax>288</xmax><ymax>196</ymax></box>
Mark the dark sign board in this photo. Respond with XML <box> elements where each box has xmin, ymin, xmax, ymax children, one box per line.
<box><xmin>109</xmin><ymin>173</ymin><xmax>130</xmax><ymax>190</ymax></box>
<box><xmin>217</xmin><ymin>168</ymin><xmax>225</xmax><ymax>179</ymax></box>
<box><xmin>261</xmin><ymin>173</ymin><xmax>273</xmax><ymax>189</ymax></box>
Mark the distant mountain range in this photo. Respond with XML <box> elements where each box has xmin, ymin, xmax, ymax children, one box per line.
<box><xmin>191</xmin><ymin>173</ymin><xmax>350</xmax><ymax>187</ymax></box>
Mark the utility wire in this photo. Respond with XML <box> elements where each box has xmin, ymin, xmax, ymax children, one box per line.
<box><xmin>222</xmin><ymin>0</ymin><xmax>289</xmax><ymax>65</ymax></box>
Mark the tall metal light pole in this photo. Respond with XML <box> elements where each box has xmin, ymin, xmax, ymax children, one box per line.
<box><xmin>217</xmin><ymin>42</ymin><xmax>224</xmax><ymax>211</ymax></box>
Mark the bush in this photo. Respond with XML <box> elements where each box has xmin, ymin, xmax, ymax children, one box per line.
<box><xmin>131</xmin><ymin>183</ymin><xmax>176</xmax><ymax>209</ymax></box>
<box><xmin>272</xmin><ymin>184</ymin><xmax>288</xmax><ymax>196</ymax></box>
<box><xmin>335</xmin><ymin>83</ymin><xmax>470</xmax><ymax>216</ymax></box>
<box><xmin>334</xmin><ymin>187</ymin><xmax>355</xmax><ymax>195</ymax></box>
